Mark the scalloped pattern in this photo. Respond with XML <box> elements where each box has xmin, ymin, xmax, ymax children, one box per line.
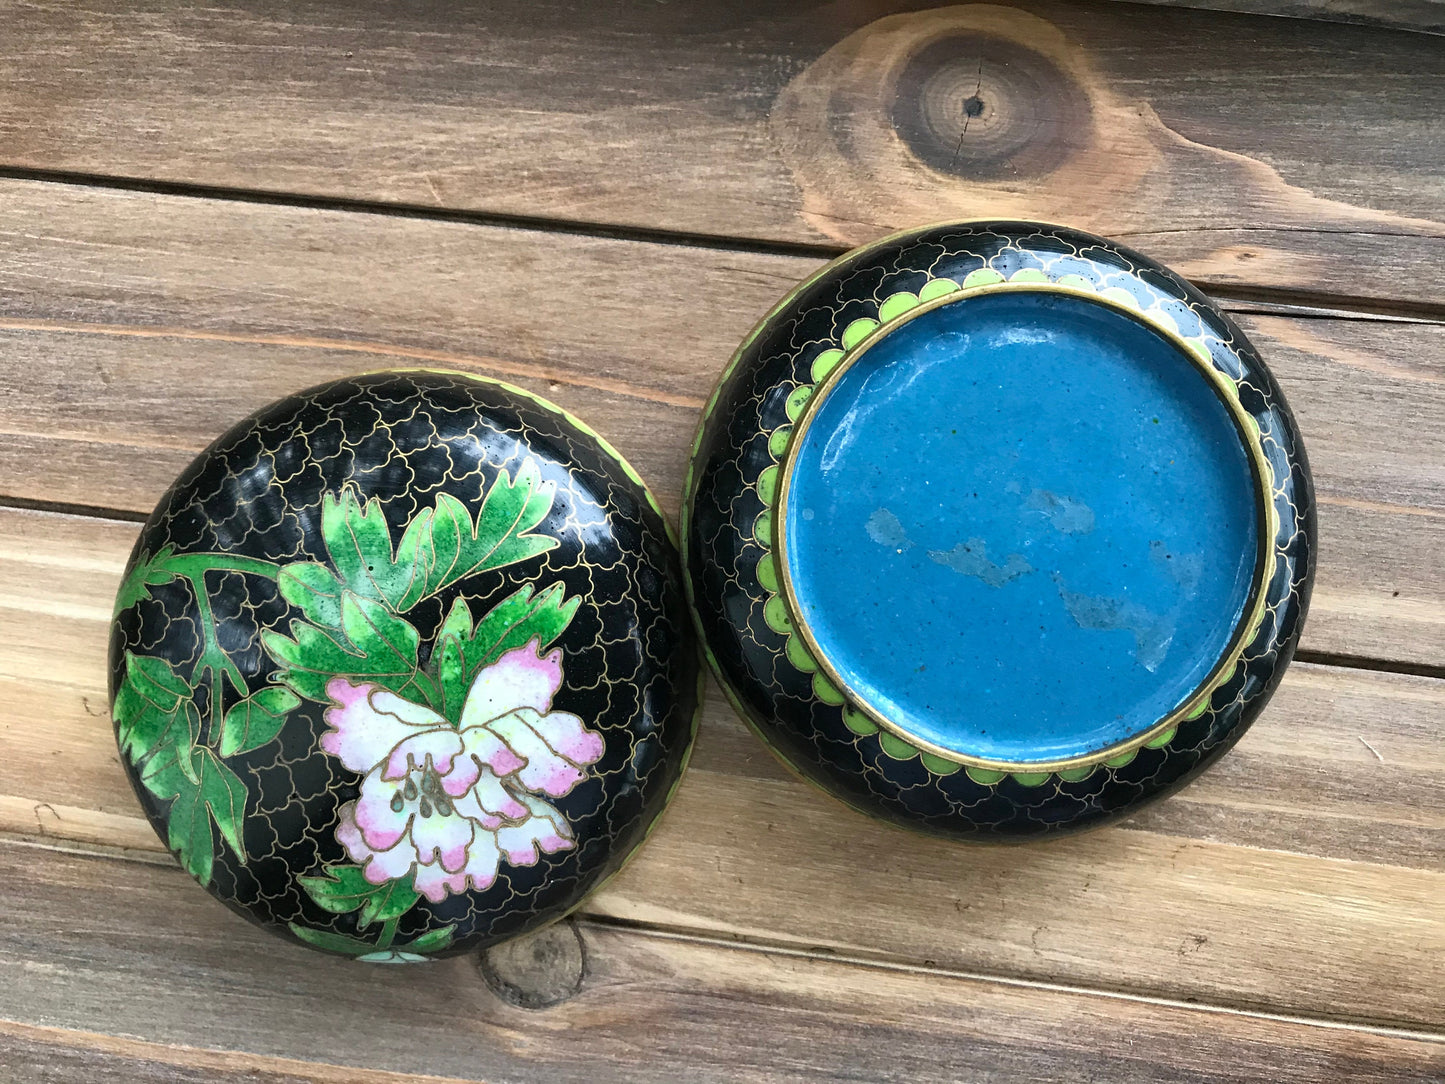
<box><xmin>111</xmin><ymin>371</ymin><xmax>700</xmax><ymax>954</ymax></box>
<box><xmin>683</xmin><ymin>222</ymin><xmax>1314</xmax><ymax>839</ymax></box>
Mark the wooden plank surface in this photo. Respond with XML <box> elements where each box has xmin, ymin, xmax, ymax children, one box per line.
<box><xmin>0</xmin><ymin>179</ymin><xmax>1441</xmax><ymax>668</ymax></box>
<box><xmin>3</xmin><ymin>1</ymin><xmax>1443</xmax><ymax>1077</ymax></box>
<box><xmin>1</xmin><ymin>840</ymin><xmax>1441</xmax><ymax>1084</ymax></box>
<box><xmin>2</xmin><ymin>505</ymin><xmax>1442</xmax><ymax>1030</ymax></box>
<box><xmin>1</xmin><ymin>1</ymin><xmax>1442</xmax><ymax>308</ymax></box>
<box><xmin>0</xmin><ymin>1021</ymin><xmax>465</xmax><ymax>1084</ymax></box>
<box><xmin>1118</xmin><ymin>0</ymin><xmax>1445</xmax><ymax>34</ymax></box>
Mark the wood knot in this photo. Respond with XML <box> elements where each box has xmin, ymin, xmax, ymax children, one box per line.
<box><xmin>768</xmin><ymin>5</ymin><xmax>1161</xmax><ymax>244</ymax></box>
<box><xmin>891</xmin><ymin>35</ymin><xmax>1091</xmax><ymax>181</ymax></box>
<box><xmin>477</xmin><ymin>919</ymin><xmax>586</xmax><ymax>1010</ymax></box>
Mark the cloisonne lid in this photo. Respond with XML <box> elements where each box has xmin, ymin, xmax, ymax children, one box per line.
<box><xmin>109</xmin><ymin>370</ymin><xmax>698</xmax><ymax>960</ymax></box>
<box><xmin>684</xmin><ymin>221</ymin><xmax>1314</xmax><ymax>839</ymax></box>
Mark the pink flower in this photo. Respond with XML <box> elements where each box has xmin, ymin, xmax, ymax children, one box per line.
<box><xmin>320</xmin><ymin>638</ymin><xmax>605</xmax><ymax>903</ymax></box>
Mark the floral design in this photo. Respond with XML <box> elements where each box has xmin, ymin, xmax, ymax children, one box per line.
<box><xmin>321</xmin><ymin>637</ymin><xmax>605</xmax><ymax>903</ymax></box>
<box><xmin>114</xmin><ymin>462</ymin><xmax>618</xmax><ymax>958</ymax></box>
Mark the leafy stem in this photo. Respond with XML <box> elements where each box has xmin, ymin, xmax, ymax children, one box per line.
<box><xmin>116</xmin><ymin>547</ymin><xmax>280</xmax><ymax>617</ymax></box>
<box><xmin>163</xmin><ymin>554</ymin><xmax>281</xmax><ymax>581</ymax></box>
<box><xmin>118</xmin><ymin>551</ymin><xmax>286</xmax><ymax>752</ymax></box>
<box><xmin>376</xmin><ymin>915</ymin><xmax>400</xmax><ymax>952</ymax></box>
<box><xmin>181</xmin><ymin>570</ymin><xmax>248</xmax><ymax>734</ymax></box>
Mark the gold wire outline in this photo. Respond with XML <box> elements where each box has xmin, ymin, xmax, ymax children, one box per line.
<box><xmin>341</xmin><ymin>364</ymin><xmax>705</xmax><ymax>900</ymax></box>
<box><xmin>773</xmin><ymin>282</ymin><xmax>1276</xmax><ymax>774</ymax></box>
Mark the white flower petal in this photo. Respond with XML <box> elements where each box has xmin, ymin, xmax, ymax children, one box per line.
<box><xmin>321</xmin><ymin>679</ymin><xmax>450</xmax><ymax>775</ymax></box>
<box><xmin>450</xmin><ymin>787</ymin><xmax>503</xmax><ymax>831</ymax></box>
<box><xmin>488</xmin><ymin>710</ymin><xmax>589</xmax><ymax>798</ymax></box>
<box><xmin>495</xmin><ymin>794</ymin><xmax>575</xmax><ymax>866</ymax></box>
<box><xmin>335</xmin><ymin>797</ymin><xmax>421</xmax><ymax>885</ymax></box>
<box><xmin>409</xmin><ymin>804</ymin><xmax>475</xmax><ymax>873</ymax></box>
<box><xmin>359</xmin><ymin>832</ymin><xmax>419</xmax><ymax>886</ymax></box>
<box><xmin>469</xmin><ymin>766</ymin><xmax>530</xmax><ymax>822</ymax></box>
<box><xmin>514</xmin><ymin>707</ymin><xmax>605</xmax><ymax>768</ymax></box>
<box><xmin>353</xmin><ymin>766</ymin><xmax>414</xmax><ymax>852</ymax></box>
<box><xmin>459</xmin><ymin>638</ymin><xmax>563</xmax><ymax>728</ymax></box>
<box><xmin>412</xmin><ymin>832</ymin><xmax>502</xmax><ymax>902</ymax></box>
<box><xmin>335</xmin><ymin>800</ymin><xmax>371</xmax><ymax>862</ymax></box>
<box><xmin>441</xmin><ymin>725</ymin><xmax>527</xmax><ymax>798</ymax></box>
<box><xmin>383</xmin><ymin>727</ymin><xmax>464</xmax><ymax>782</ymax></box>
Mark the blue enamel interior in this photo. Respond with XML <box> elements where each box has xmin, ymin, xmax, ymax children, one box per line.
<box><xmin>781</xmin><ymin>290</ymin><xmax>1260</xmax><ymax>764</ymax></box>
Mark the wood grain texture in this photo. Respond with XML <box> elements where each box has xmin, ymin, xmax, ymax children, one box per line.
<box><xmin>0</xmin><ymin>1021</ymin><xmax>468</xmax><ymax>1084</ymax></box>
<box><xmin>1</xmin><ymin>0</ymin><xmax>1440</xmax><ymax>1076</ymax></box>
<box><xmin>1</xmin><ymin>841</ymin><xmax>1441</xmax><ymax>1083</ymax></box>
<box><xmin>0</xmin><ymin>1</ymin><xmax>1441</xmax><ymax>306</ymax></box>
<box><xmin>2</xmin><ymin>505</ymin><xmax>1442</xmax><ymax>1029</ymax></box>
<box><xmin>0</xmin><ymin>180</ymin><xmax>1440</xmax><ymax>666</ymax></box>
<box><xmin>1111</xmin><ymin>0</ymin><xmax>1445</xmax><ymax>35</ymax></box>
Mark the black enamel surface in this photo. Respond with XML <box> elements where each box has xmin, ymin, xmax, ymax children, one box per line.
<box><xmin>109</xmin><ymin>370</ymin><xmax>698</xmax><ymax>957</ymax></box>
<box><xmin>683</xmin><ymin>221</ymin><xmax>1315</xmax><ymax>839</ymax></box>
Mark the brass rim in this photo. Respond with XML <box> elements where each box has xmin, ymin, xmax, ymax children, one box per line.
<box><xmin>680</xmin><ymin>218</ymin><xmax>1099</xmax><ymax>586</ymax></box>
<box><xmin>774</xmin><ymin>282</ymin><xmax>1276</xmax><ymax>774</ymax></box>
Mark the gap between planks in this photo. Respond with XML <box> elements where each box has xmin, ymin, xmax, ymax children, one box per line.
<box><xmin>0</xmin><ymin>316</ymin><xmax>708</xmax><ymax>409</ymax></box>
<box><xmin>0</xmin><ymin>832</ymin><xmax>1438</xmax><ymax>1052</ymax></box>
<box><xmin>587</xmin><ymin>917</ymin><xmax>1445</xmax><ymax>1046</ymax></box>
<box><xmin>0</xmin><ymin>1019</ymin><xmax>473</xmax><ymax>1084</ymax></box>
<box><xmin>0</xmin><ymin>167</ymin><xmax>1439</xmax><ymax>325</ymax></box>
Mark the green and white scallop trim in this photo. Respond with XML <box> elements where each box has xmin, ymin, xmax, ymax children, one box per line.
<box><xmin>747</xmin><ymin>265</ymin><xmax>1279</xmax><ymax>786</ymax></box>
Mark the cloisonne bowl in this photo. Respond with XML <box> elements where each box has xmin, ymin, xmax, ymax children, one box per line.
<box><xmin>109</xmin><ymin>370</ymin><xmax>699</xmax><ymax>959</ymax></box>
<box><xmin>683</xmin><ymin>221</ymin><xmax>1314</xmax><ymax>839</ymax></box>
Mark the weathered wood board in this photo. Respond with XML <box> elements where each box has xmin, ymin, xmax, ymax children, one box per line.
<box><xmin>1</xmin><ymin>0</ymin><xmax>1441</xmax><ymax>1077</ymax></box>
<box><xmin>0</xmin><ymin>181</ymin><xmax>1441</xmax><ymax>667</ymax></box>
<box><xmin>1</xmin><ymin>840</ymin><xmax>1442</xmax><ymax>1083</ymax></box>
<box><xmin>0</xmin><ymin>1</ymin><xmax>1442</xmax><ymax>307</ymax></box>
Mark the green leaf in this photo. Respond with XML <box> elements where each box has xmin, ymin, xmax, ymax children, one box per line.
<box><xmin>262</xmin><ymin>593</ymin><xmax>426</xmax><ymax>704</ymax></box>
<box><xmin>219</xmin><ymin>687</ymin><xmax>300</xmax><ymax>756</ymax></box>
<box><xmin>419</xmin><ymin>463</ymin><xmax>558</xmax><ymax>599</ymax></box>
<box><xmin>475</xmin><ymin>459</ymin><xmax>556</xmax><ymax>567</ymax></box>
<box><xmin>298</xmin><ymin>864</ymin><xmax>421</xmax><ymax>928</ymax></box>
<box><xmin>113</xmin><ymin>652</ymin><xmax>197</xmax><ymax>763</ymax></box>
<box><xmin>277</xmin><ymin>561</ymin><xmax>345</xmax><ymax>629</ymax></box>
<box><xmin>199</xmin><ymin>747</ymin><xmax>248</xmax><ymax>859</ymax></box>
<box><xmin>432</xmin><ymin>596</ymin><xmax>474</xmax><ymax>722</ymax></box>
<box><xmin>145</xmin><ymin>747</ymin><xmax>248</xmax><ymax>886</ymax></box>
<box><xmin>161</xmin><ymin>760</ymin><xmax>213</xmax><ymax>885</ymax></box>
<box><xmin>463</xmin><ymin>581</ymin><xmax>580</xmax><ymax>675</ymax></box>
<box><xmin>126</xmin><ymin>650</ymin><xmax>192</xmax><ymax>702</ymax></box>
<box><xmin>390</xmin><ymin>508</ymin><xmax>437</xmax><ymax>612</ymax></box>
<box><xmin>262</xmin><ymin>623</ymin><xmax>363</xmax><ymax>687</ymax></box>
<box><xmin>113</xmin><ymin>545</ymin><xmax>178</xmax><ymax>615</ymax></box>
<box><xmin>139</xmin><ymin>739</ymin><xmax>202</xmax><ymax>797</ymax></box>
<box><xmin>436</xmin><ymin>634</ymin><xmax>468</xmax><ymax>724</ymax></box>
<box><xmin>401</xmin><ymin>925</ymin><xmax>456</xmax><ymax>954</ymax></box>
<box><xmin>255</xmin><ymin>649</ymin><xmax>333</xmax><ymax>703</ymax></box>
<box><xmin>321</xmin><ymin>490</ymin><xmax>434</xmax><ymax>612</ymax></box>
<box><xmin>321</xmin><ymin>489</ymin><xmax>395</xmax><ymax>601</ymax></box>
<box><xmin>340</xmin><ymin>591</ymin><xmax>420</xmax><ymax>675</ymax></box>
<box><xmin>287</xmin><ymin>923</ymin><xmax>379</xmax><ymax>957</ymax></box>
<box><xmin>436</xmin><ymin>594</ymin><xmax>474</xmax><ymax>643</ymax></box>
<box><xmin>315</xmin><ymin>468</ymin><xmax>556</xmax><ymax>616</ymax></box>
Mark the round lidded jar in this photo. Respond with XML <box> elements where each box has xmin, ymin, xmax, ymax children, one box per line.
<box><xmin>684</xmin><ymin>221</ymin><xmax>1313</xmax><ymax>838</ymax></box>
<box><xmin>109</xmin><ymin>370</ymin><xmax>699</xmax><ymax>959</ymax></box>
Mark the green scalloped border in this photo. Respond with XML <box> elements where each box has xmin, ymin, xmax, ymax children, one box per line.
<box><xmin>745</xmin><ymin>267</ymin><xmax>1279</xmax><ymax>786</ymax></box>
